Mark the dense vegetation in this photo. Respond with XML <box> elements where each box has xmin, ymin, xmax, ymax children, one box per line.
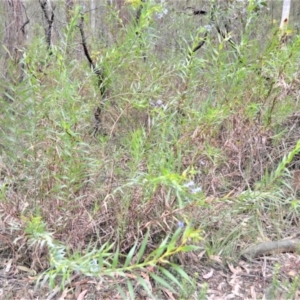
<box><xmin>1</xmin><ymin>0</ymin><xmax>300</xmax><ymax>298</ymax></box>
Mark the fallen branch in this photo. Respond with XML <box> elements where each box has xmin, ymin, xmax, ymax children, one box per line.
<box><xmin>242</xmin><ymin>239</ymin><xmax>300</xmax><ymax>260</ymax></box>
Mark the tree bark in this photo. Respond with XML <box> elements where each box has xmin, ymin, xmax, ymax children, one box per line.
<box><xmin>279</xmin><ymin>0</ymin><xmax>291</xmax><ymax>45</ymax></box>
<box><xmin>2</xmin><ymin>0</ymin><xmax>27</xmax><ymax>83</ymax></box>
<box><xmin>90</xmin><ymin>0</ymin><xmax>96</xmax><ymax>31</ymax></box>
<box><xmin>280</xmin><ymin>0</ymin><xmax>291</xmax><ymax>30</ymax></box>
<box><xmin>39</xmin><ymin>0</ymin><xmax>55</xmax><ymax>54</ymax></box>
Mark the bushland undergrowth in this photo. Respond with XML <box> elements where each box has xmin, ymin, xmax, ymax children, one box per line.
<box><xmin>1</xmin><ymin>0</ymin><xmax>300</xmax><ymax>298</ymax></box>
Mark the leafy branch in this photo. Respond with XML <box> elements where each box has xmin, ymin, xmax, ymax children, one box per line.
<box><xmin>26</xmin><ymin>216</ymin><xmax>201</xmax><ymax>299</ymax></box>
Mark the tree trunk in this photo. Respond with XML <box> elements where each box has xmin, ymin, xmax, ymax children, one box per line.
<box><xmin>90</xmin><ymin>0</ymin><xmax>96</xmax><ymax>31</ymax></box>
<box><xmin>279</xmin><ymin>0</ymin><xmax>291</xmax><ymax>45</ymax></box>
<box><xmin>2</xmin><ymin>0</ymin><xmax>27</xmax><ymax>83</ymax></box>
<box><xmin>280</xmin><ymin>0</ymin><xmax>291</xmax><ymax>30</ymax></box>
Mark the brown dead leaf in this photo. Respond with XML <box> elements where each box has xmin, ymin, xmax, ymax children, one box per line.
<box><xmin>203</xmin><ymin>269</ymin><xmax>214</xmax><ymax>279</ymax></box>
<box><xmin>28</xmin><ymin>276</ymin><xmax>38</xmax><ymax>281</ymax></box>
<box><xmin>74</xmin><ymin>283</ymin><xmax>82</xmax><ymax>299</ymax></box>
<box><xmin>77</xmin><ymin>290</ymin><xmax>88</xmax><ymax>300</ymax></box>
<box><xmin>146</xmin><ymin>266</ymin><xmax>155</xmax><ymax>272</ymax></box>
<box><xmin>232</xmin><ymin>283</ymin><xmax>242</xmax><ymax>296</ymax></box>
<box><xmin>198</xmin><ymin>250</ymin><xmax>206</xmax><ymax>259</ymax></box>
<box><xmin>209</xmin><ymin>255</ymin><xmax>222</xmax><ymax>264</ymax></box>
<box><xmin>141</xmin><ymin>271</ymin><xmax>152</xmax><ymax>292</ymax></box>
<box><xmin>227</xmin><ymin>263</ymin><xmax>241</xmax><ymax>275</ymax></box>
<box><xmin>17</xmin><ymin>265</ymin><xmax>36</xmax><ymax>275</ymax></box>
<box><xmin>250</xmin><ymin>286</ymin><xmax>257</xmax><ymax>299</ymax></box>
<box><xmin>5</xmin><ymin>259</ymin><xmax>12</xmax><ymax>272</ymax></box>
<box><xmin>141</xmin><ymin>271</ymin><xmax>149</xmax><ymax>281</ymax></box>
<box><xmin>57</xmin><ymin>289</ymin><xmax>69</xmax><ymax>300</ymax></box>
<box><xmin>126</xmin><ymin>273</ymin><xmax>137</xmax><ymax>279</ymax></box>
<box><xmin>96</xmin><ymin>279</ymin><xmax>104</xmax><ymax>291</ymax></box>
<box><xmin>163</xmin><ymin>289</ymin><xmax>176</xmax><ymax>300</ymax></box>
<box><xmin>225</xmin><ymin>294</ymin><xmax>237</xmax><ymax>299</ymax></box>
<box><xmin>238</xmin><ymin>261</ymin><xmax>250</xmax><ymax>274</ymax></box>
<box><xmin>288</xmin><ymin>270</ymin><xmax>297</xmax><ymax>277</ymax></box>
<box><xmin>217</xmin><ymin>282</ymin><xmax>227</xmax><ymax>291</ymax></box>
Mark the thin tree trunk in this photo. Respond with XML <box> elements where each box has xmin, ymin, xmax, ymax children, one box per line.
<box><xmin>2</xmin><ymin>0</ymin><xmax>27</xmax><ymax>83</ymax></box>
<box><xmin>279</xmin><ymin>0</ymin><xmax>291</xmax><ymax>45</ymax></box>
<box><xmin>39</xmin><ymin>0</ymin><xmax>55</xmax><ymax>54</ymax></box>
<box><xmin>280</xmin><ymin>0</ymin><xmax>291</xmax><ymax>30</ymax></box>
<box><xmin>90</xmin><ymin>0</ymin><xmax>96</xmax><ymax>31</ymax></box>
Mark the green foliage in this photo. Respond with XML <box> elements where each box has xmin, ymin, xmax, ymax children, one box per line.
<box><xmin>2</xmin><ymin>1</ymin><xmax>300</xmax><ymax>298</ymax></box>
<box><xmin>261</xmin><ymin>139</ymin><xmax>300</xmax><ymax>189</ymax></box>
<box><xmin>25</xmin><ymin>216</ymin><xmax>200</xmax><ymax>298</ymax></box>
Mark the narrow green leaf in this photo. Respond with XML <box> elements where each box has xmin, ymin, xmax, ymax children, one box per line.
<box><xmin>112</xmin><ymin>245</ymin><xmax>119</xmax><ymax>269</ymax></box>
<box><xmin>167</xmin><ymin>227</ymin><xmax>182</xmax><ymax>251</ymax></box>
<box><xmin>170</xmin><ymin>227</ymin><xmax>182</xmax><ymax>244</ymax></box>
<box><xmin>124</xmin><ymin>242</ymin><xmax>137</xmax><ymax>268</ymax></box>
<box><xmin>176</xmin><ymin>190</ymin><xmax>184</xmax><ymax>208</ymax></box>
<box><xmin>170</xmin><ymin>263</ymin><xmax>192</xmax><ymax>284</ymax></box>
<box><xmin>158</xmin><ymin>266</ymin><xmax>182</xmax><ymax>289</ymax></box>
<box><xmin>136</xmin><ymin>275</ymin><xmax>154</xmax><ymax>298</ymax></box>
<box><xmin>179</xmin><ymin>245</ymin><xmax>200</xmax><ymax>252</ymax></box>
<box><xmin>149</xmin><ymin>272</ymin><xmax>175</xmax><ymax>293</ymax></box>
<box><xmin>106</xmin><ymin>269</ymin><xmax>126</xmax><ymax>279</ymax></box>
<box><xmin>100</xmin><ymin>241</ymin><xmax>114</xmax><ymax>253</ymax></box>
<box><xmin>40</xmin><ymin>273</ymin><xmax>49</xmax><ymax>287</ymax></box>
<box><xmin>97</xmin><ymin>255</ymin><xmax>104</xmax><ymax>269</ymax></box>
<box><xmin>127</xmin><ymin>279</ymin><xmax>135</xmax><ymax>300</ymax></box>
<box><xmin>103</xmin><ymin>259</ymin><xmax>112</xmax><ymax>268</ymax></box>
<box><xmin>146</xmin><ymin>235</ymin><xmax>169</xmax><ymax>262</ymax></box>
<box><xmin>116</xmin><ymin>284</ymin><xmax>127</xmax><ymax>300</ymax></box>
<box><xmin>149</xmin><ymin>244</ymin><xmax>168</xmax><ymax>262</ymax></box>
<box><xmin>136</xmin><ymin>230</ymin><xmax>150</xmax><ymax>264</ymax></box>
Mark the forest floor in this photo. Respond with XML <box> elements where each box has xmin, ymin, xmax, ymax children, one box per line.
<box><xmin>1</xmin><ymin>196</ymin><xmax>300</xmax><ymax>300</ymax></box>
<box><xmin>1</xmin><ymin>250</ymin><xmax>300</xmax><ymax>299</ymax></box>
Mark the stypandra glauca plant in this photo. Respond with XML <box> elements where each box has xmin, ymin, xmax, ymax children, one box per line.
<box><xmin>26</xmin><ymin>215</ymin><xmax>201</xmax><ymax>299</ymax></box>
<box><xmin>261</xmin><ymin>139</ymin><xmax>300</xmax><ymax>189</ymax></box>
